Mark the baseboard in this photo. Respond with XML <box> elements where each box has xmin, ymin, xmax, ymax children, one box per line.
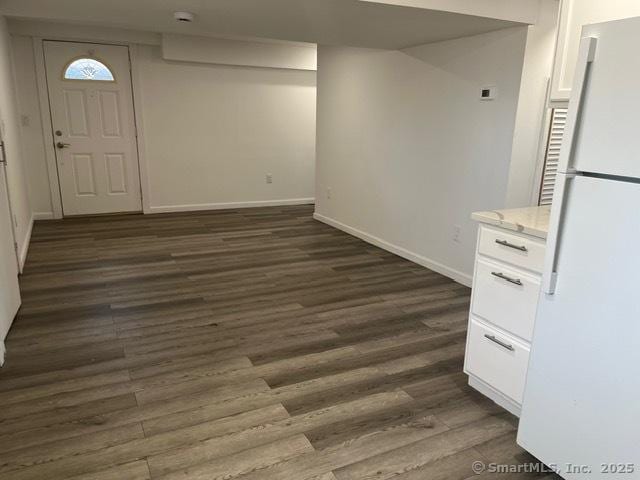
<box><xmin>468</xmin><ymin>375</ymin><xmax>521</xmax><ymax>417</ymax></box>
<box><xmin>148</xmin><ymin>198</ymin><xmax>315</xmax><ymax>214</ymax></box>
<box><xmin>33</xmin><ymin>211</ymin><xmax>55</xmax><ymax>220</ymax></box>
<box><xmin>18</xmin><ymin>214</ymin><xmax>34</xmax><ymax>272</ymax></box>
<box><xmin>313</xmin><ymin>212</ymin><xmax>472</xmax><ymax>287</ymax></box>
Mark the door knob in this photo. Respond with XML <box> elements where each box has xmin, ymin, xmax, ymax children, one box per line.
<box><xmin>56</xmin><ymin>142</ymin><xmax>71</xmax><ymax>149</ymax></box>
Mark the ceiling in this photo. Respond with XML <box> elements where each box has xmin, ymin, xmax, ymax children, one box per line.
<box><xmin>0</xmin><ymin>0</ymin><xmax>535</xmax><ymax>49</ymax></box>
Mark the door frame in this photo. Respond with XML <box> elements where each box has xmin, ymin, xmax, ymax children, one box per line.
<box><xmin>34</xmin><ymin>38</ymin><xmax>151</xmax><ymax>218</ymax></box>
<box><xmin>0</xmin><ymin>141</ymin><xmax>20</xmax><ymax>271</ymax></box>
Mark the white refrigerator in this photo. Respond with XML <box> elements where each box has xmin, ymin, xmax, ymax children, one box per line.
<box><xmin>518</xmin><ymin>17</ymin><xmax>640</xmax><ymax>480</ymax></box>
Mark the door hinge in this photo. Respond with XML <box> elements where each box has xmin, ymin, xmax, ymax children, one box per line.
<box><xmin>13</xmin><ymin>241</ymin><xmax>18</xmax><ymax>253</ymax></box>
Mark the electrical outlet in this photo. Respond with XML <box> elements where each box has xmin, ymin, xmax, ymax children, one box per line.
<box><xmin>326</xmin><ymin>187</ymin><xmax>332</xmax><ymax>199</ymax></box>
<box><xmin>452</xmin><ymin>224</ymin><xmax>461</xmax><ymax>243</ymax></box>
<box><xmin>266</xmin><ymin>173</ymin><xmax>273</xmax><ymax>184</ymax></box>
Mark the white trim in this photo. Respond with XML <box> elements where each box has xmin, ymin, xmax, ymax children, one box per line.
<box><xmin>18</xmin><ymin>213</ymin><xmax>34</xmax><ymax>272</ymax></box>
<box><xmin>468</xmin><ymin>375</ymin><xmax>521</xmax><ymax>417</ymax></box>
<box><xmin>0</xmin><ymin>163</ymin><xmax>19</xmax><ymax>270</ymax></box>
<box><xmin>549</xmin><ymin>0</ymin><xmax>573</xmax><ymax>103</ymax></box>
<box><xmin>148</xmin><ymin>198</ymin><xmax>315</xmax><ymax>214</ymax></box>
<box><xmin>33</xmin><ymin>211</ymin><xmax>55</xmax><ymax>220</ymax></box>
<box><xmin>531</xmin><ymin>81</ymin><xmax>553</xmax><ymax>206</ymax></box>
<box><xmin>33</xmin><ymin>37</ymin><xmax>63</xmax><ymax>219</ymax></box>
<box><xmin>129</xmin><ymin>44</ymin><xmax>152</xmax><ymax>214</ymax></box>
<box><xmin>313</xmin><ymin>212</ymin><xmax>472</xmax><ymax>287</ymax></box>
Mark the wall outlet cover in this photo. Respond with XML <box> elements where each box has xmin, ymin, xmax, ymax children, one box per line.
<box><xmin>453</xmin><ymin>224</ymin><xmax>461</xmax><ymax>243</ymax></box>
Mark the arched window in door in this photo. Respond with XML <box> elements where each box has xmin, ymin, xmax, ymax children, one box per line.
<box><xmin>63</xmin><ymin>58</ymin><xmax>115</xmax><ymax>81</ymax></box>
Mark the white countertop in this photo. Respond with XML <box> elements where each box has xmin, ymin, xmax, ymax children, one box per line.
<box><xmin>471</xmin><ymin>206</ymin><xmax>551</xmax><ymax>240</ymax></box>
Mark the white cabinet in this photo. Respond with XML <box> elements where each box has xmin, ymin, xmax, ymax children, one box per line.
<box><xmin>472</xmin><ymin>259</ymin><xmax>540</xmax><ymax>342</ymax></box>
<box><xmin>465</xmin><ymin>318</ymin><xmax>530</xmax><ymax>405</ymax></box>
<box><xmin>477</xmin><ymin>227</ymin><xmax>545</xmax><ymax>273</ymax></box>
<box><xmin>550</xmin><ymin>0</ymin><xmax>640</xmax><ymax>102</ymax></box>
<box><xmin>464</xmin><ymin>222</ymin><xmax>546</xmax><ymax>416</ymax></box>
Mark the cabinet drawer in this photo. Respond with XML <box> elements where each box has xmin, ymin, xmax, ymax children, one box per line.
<box><xmin>478</xmin><ymin>226</ymin><xmax>545</xmax><ymax>273</ymax></box>
<box><xmin>471</xmin><ymin>259</ymin><xmax>540</xmax><ymax>341</ymax></box>
<box><xmin>465</xmin><ymin>318</ymin><xmax>530</xmax><ymax>404</ymax></box>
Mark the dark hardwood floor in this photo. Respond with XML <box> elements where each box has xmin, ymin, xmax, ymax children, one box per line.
<box><xmin>0</xmin><ymin>205</ymin><xmax>557</xmax><ymax>479</ymax></box>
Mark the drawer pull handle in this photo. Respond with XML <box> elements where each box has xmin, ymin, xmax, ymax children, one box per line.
<box><xmin>484</xmin><ymin>334</ymin><xmax>515</xmax><ymax>351</ymax></box>
<box><xmin>491</xmin><ymin>271</ymin><xmax>523</xmax><ymax>286</ymax></box>
<box><xmin>495</xmin><ymin>239</ymin><xmax>528</xmax><ymax>252</ymax></box>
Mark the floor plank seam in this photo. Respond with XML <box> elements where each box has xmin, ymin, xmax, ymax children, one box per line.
<box><xmin>0</xmin><ymin>206</ymin><xmax>555</xmax><ymax>480</ymax></box>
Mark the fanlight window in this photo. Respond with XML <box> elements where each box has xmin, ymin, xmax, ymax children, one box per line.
<box><xmin>64</xmin><ymin>58</ymin><xmax>115</xmax><ymax>81</ymax></box>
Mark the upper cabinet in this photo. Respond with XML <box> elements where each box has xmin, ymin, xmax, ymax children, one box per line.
<box><xmin>551</xmin><ymin>0</ymin><xmax>640</xmax><ymax>102</ymax></box>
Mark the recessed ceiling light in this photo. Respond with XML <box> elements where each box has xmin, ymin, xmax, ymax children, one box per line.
<box><xmin>174</xmin><ymin>11</ymin><xmax>195</xmax><ymax>23</ymax></box>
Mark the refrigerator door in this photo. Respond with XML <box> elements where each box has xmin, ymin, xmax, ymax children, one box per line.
<box><xmin>572</xmin><ymin>17</ymin><xmax>640</xmax><ymax>179</ymax></box>
<box><xmin>518</xmin><ymin>175</ymin><xmax>640</xmax><ymax>479</ymax></box>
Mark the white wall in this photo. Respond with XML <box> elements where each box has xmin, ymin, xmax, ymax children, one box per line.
<box><xmin>11</xmin><ymin>25</ymin><xmax>317</xmax><ymax>216</ymax></box>
<box><xmin>137</xmin><ymin>45</ymin><xmax>316</xmax><ymax>212</ymax></box>
<box><xmin>0</xmin><ymin>18</ymin><xmax>32</xmax><ymax>267</ymax></box>
<box><xmin>314</xmin><ymin>27</ymin><xmax>529</xmax><ymax>284</ymax></box>
<box><xmin>162</xmin><ymin>34</ymin><xmax>317</xmax><ymax>71</ymax></box>
<box><xmin>505</xmin><ymin>0</ymin><xmax>559</xmax><ymax>207</ymax></box>
<box><xmin>11</xmin><ymin>36</ymin><xmax>52</xmax><ymax>218</ymax></box>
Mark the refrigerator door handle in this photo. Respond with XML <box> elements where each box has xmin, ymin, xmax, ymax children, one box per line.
<box><xmin>557</xmin><ymin>36</ymin><xmax>597</xmax><ymax>175</ymax></box>
<box><xmin>542</xmin><ymin>173</ymin><xmax>575</xmax><ymax>294</ymax></box>
<box><xmin>542</xmin><ymin>37</ymin><xmax>597</xmax><ymax>295</ymax></box>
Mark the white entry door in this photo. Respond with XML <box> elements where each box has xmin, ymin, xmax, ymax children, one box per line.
<box><xmin>44</xmin><ymin>41</ymin><xmax>142</xmax><ymax>215</ymax></box>
<box><xmin>0</xmin><ymin>143</ymin><xmax>21</xmax><ymax>365</ymax></box>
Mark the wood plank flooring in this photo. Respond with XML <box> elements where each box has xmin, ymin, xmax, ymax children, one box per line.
<box><xmin>0</xmin><ymin>205</ymin><xmax>558</xmax><ymax>479</ymax></box>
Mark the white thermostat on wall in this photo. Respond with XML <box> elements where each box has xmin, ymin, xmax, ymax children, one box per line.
<box><xmin>480</xmin><ymin>86</ymin><xmax>497</xmax><ymax>101</ymax></box>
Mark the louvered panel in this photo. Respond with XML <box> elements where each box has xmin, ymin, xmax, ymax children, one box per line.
<box><xmin>538</xmin><ymin>108</ymin><xmax>568</xmax><ymax>206</ymax></box>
